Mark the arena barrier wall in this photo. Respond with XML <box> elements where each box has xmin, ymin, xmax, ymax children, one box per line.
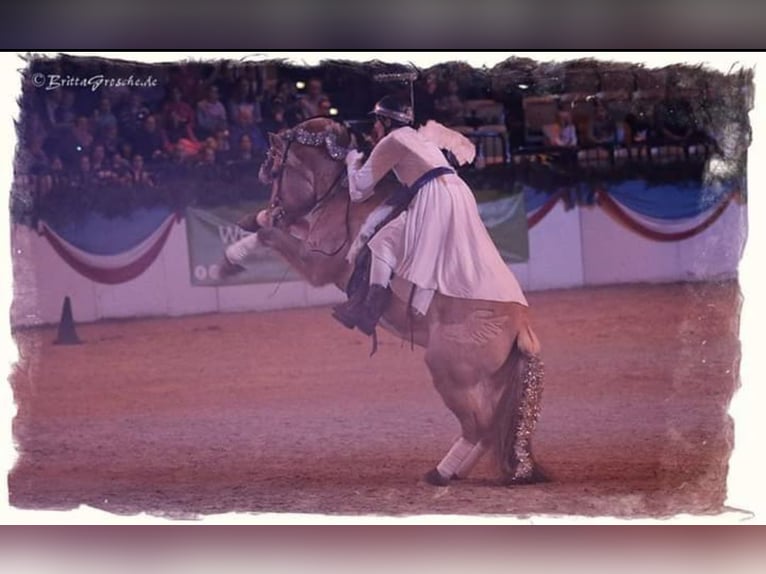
<box><xmin>9</xmin><ymin>200</ymin><xmax>746</xmax><ymax>328</ymax></box>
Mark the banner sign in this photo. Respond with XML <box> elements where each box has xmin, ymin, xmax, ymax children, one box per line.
<box><xmin>185</xmin><ymin>193</ymin><xmax>530</xmax><ymax>286</ymax></box>
<box><xmin>185</xmin><ymin>204</ymin><xmax>301</xmax><ymax>286</ymax></box>
<box><xmin>477</xmin><ymin>192</ymin><xmax>530</xmax><ymax>264</ymax></box>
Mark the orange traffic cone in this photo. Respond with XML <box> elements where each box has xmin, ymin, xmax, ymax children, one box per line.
<box><xmin>54</xmin><ymin>296</ymin><xmax>82</xmax><ymax>345</ymax></box>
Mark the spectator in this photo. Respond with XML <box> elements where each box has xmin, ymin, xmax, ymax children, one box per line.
<box><xmin>316</xmin><ymin>95</ymin><xmax>333</xmax><ymax>117</ymax></box>
<box><xmin>97</xmin><ymin>124</ymin><xmax>122</xmax><ymax>157</ymax></box>
<box><xmin>213</xmin><ymin>128</ymin><xmax>232</xmax><ymax>160</ymax></box>
<box><xmin>229</xmin><ymin>105</ymin><xmax>267</xmax><ymax>154</ymax></box>
<box><xmin>543</xmin><ymin>106</ymin><xmax>578</xmax><ymax>147</ymax></box>
<box><xmin>414</xmin><ymin>72</ymin><xmax>440</xmax><ymax>126</ymax></box>
<box><xmin>131</xmin><ymin>114</ymin><xmax>166</xmax><ymax>164</ymax></box>
<box><xmin>163</xmin><ymin>87</ymin><xmax>197</xmax><ymax>136</ymax></box>
<box><xmin>260</xmin><ymin>76</ymin><xmax>281</xmax><ymax>119</ymax></box>
<box><xmin>90</xmin><ymin>145</ymin><xmax>119</xmax><ymax>185</ymax></box>
<box><xmin>227</xmin><ymin>77</ymin><xmax>262</xmax><ymax>125</ymax></box>
<box><xmin>19</xmin><ymin>134</ymin><xmax>49</xmax><ymax>176</ymax></box>
<box><xmin>90</xmin><ymin>144</ymin><xmax>107</xmax><ymax>172</ymax></box>
<box><xmin>48</xmin><ymin>155</ymin><xmax>68</xmax><ymax>189</ymax></box>
<box><xmin>92</xmin><ymin>96</ymin><xmax>118</xmax><ymax>138</ymax></box>
<box><xmin>128</xmin><ymin>154</ymin><xmax>155</xmax><ymax>187</ymax></box>
<box><xmin>226</xmin><ymin>133</ymin><xmax>261</xmax><ymax>180</ymax></box>
<box><xmin>260</xmin><ymin>99</ymin><xmax>289</xmax><ymax>134</ymax></box>
<box><xmin>118</xmin><ymin>141</ymin><xmax>134</xmax><ymax>165</ymax></box>
<box><xmin>41</xmin><ymin>89</ymin><xmax>63</xmax><ymax>132</ymax></box>
<box><xmin>162</xmin><ymin>87</ymin><xmax>201</xmax><ymax>158</ymax></box>
<box><xmin>232</xmin><ymin>133</ymin><xmax>255</xmax><ymax>162</ymax></box>
<box><xmin>17</xmin><ymin>134</ymin><xmax>50</xmax><ymax>198</ymax></box>
<box><xmin>110</xmin><ymin>151</ymin><xmax>131</xmax><ymax>182</ymax></box>
<box><xmin>56</xmin><ymin>115</ymin><xmax>94</xmax><ymax>167</ymax></box>
<box><xmin>297</xmin><ymin>77</ymin><xmax>326</xmax><ymax>120</ymax></box>
<box><xmin>435</xmin><ymin>79</ymin><xmax>465</xmax><ymax>127</ymax></box>
<box><xmin>72</xmin><ymin>116</ymin><xmax>95</xmax><ymax>150</ymax></box>
<box><xmin>54</xmin><ymin>90</ymin><xmax>77</xmax><ymax>129</ymax></box>
<box><xmin>194</xmin><ymin>144</ymin><xmax>220</xmax><ymax>181</ymax></box>
<box><xmin>583</xmin><ymin>99</ymin><xmax>619</xmax><ymax>146</ymax></box>
<box><xmin>23</xmin><ymin>113</ymin><xmax>51</xmax><ymax>154</ymax></box>
<box><xmin>117</xmin><ymin>92</ymin><xmax>150</xmax><ymax>142</ymax></box>
<box><xmin>237</xmin><ymin>63</ymin><xmax>262</xmax><ymax>99</ymax></box>
<box><xmin>72</xmin><ymin>154</ymin><xmax>96</xmax><ymax>188</ymax></box>
<box><xmin>196</xmin><ymin>85</ymin><xmax>228</xmax><ymax>139</ymax></box>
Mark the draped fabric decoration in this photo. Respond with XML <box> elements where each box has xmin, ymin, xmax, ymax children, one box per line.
<box><xmin>38</xmin><ymin>208</ymin><xmax>181</xmax><ymax>284</ymax></box>
<box><xmin>594</xmin><ymin>179</ymin><xmax>740</xmax><ymax>241</ymax></box>
<box><xmin>36</xmin><ymin>179</ymin><xmax>741</xmax><ymax>285</ymax></box>
<box><xmin>524</xmin><ymin>187</ymin><xmax>565</xmax><ymax>229</ymax></box>
<box><xmin>523</xmin><ymin>179</ymin><xmax>741</xmax><ymax>240</ymax></box>
<box><xmin>595</xmin><ymin>188</ymin><xmax>738</xmax><ymax>242</ymax></box>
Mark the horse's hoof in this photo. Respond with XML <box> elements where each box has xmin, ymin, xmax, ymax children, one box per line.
<box><xmin>424</xmin><ymin>468</ymin><xmax>451</xmax><ymax>487</ymax></box>
<box><xmin>219</xmin><ymin>259</ymin><xmax>246</xmax><ymax>278</ymax></box>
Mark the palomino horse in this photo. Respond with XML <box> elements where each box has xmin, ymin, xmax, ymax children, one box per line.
<box><xmin>249</xmin><ymin>117</ymin><xmax>546</xmax><ymax>486</ymax></box>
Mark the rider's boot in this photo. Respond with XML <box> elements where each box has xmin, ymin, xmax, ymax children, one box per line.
<box><xmin>354</xmin><ymin>284</ymin><xmax>392</xmax><ymax>336</ymax></box>
<box><xmin>331</xmin><ymin>284</ymin><xmax>369</xmax><ymax>330</ymax></box>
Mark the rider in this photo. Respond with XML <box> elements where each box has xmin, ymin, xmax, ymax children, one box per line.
<box><xmin>332</xmin><ymin>94</ymin><xmax>528</xmax><ymax>335</ymax></box>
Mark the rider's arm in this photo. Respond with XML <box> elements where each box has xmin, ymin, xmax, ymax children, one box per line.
<box><xmin>346</xmin><ymin>134</ymin><xmax>403</xmax><ymax>203</ymax></box>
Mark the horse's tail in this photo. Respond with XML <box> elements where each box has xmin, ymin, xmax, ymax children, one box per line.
<box><xmin>492</xmin><ymin>322</ymin><xmax>549</xmax><ymax>484</ymax></box>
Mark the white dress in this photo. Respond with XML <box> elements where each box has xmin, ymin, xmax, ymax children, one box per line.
<box><xmin>347</xmin><ymin>126</ymin><xmax>527</xmax><ymax>311</ymax></box>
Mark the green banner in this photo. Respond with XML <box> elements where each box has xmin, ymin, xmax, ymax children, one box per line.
<box><xmin>185</xmin><ymin>192</ymin><xmax>528</xmax><ymax>286</ymax></box>
<box><xmin>477</xmin><ymin>192</ymin><xmax>530</xmax><ymax>264</ymax></box>
<box><xmin>185</xmin><ymin>204</ymin><xmax>301</xmax><ymax>286</ymax></box>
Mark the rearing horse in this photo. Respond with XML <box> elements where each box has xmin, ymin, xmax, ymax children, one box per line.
<box><xmin>249</xmin><ymin>117</ymin><xmax>547</xmax><ymax>486</ymax></box>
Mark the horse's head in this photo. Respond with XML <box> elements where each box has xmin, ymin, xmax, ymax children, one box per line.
<box><xmin>260</xmin><ymin>117</ymin><xmax>354</xmax><ymax>226</ymax></box>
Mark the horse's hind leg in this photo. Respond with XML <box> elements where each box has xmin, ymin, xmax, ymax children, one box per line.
<box><xmin>423</xmin><ymin>374</ymin><xmax>497</xmax><ymax>486</ymax></box>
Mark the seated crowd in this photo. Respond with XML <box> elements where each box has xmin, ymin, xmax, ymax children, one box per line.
<box><xmin>15</xmin><ymin>60</ymin><xmax>716</xmax><ymax>209</ymax></box>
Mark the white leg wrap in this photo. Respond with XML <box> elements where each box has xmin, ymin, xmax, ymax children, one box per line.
<box><xmin>454</xmin><ymin>441</ymin><xmax>487</xmax><ymax>479</ymax></box>
<box><xmin>225</xmin><ymin>233</ymin><xmax>261</xmax><ymax>266</ymax></box>
<box><xmin>436</xmin><ymin>437</ymin><xmax>476</xmax><ymax>479</ymax></box>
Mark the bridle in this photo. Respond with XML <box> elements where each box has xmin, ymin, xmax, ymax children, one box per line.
<box><xmin>263</xmin><ymin>123</ymin><xmax>354</xmax><ymax>256</ymax></box>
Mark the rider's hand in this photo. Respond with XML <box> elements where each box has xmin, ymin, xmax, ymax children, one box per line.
<box><xmin>345</xmin><ymin>149</ymin><xmax>364</xmax><ymax>167</ymax></box>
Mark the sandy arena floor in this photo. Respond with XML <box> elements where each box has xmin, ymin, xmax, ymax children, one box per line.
<box><xmin>7</xmin><ymin>281</ymin><xmax>741</xmax><ymax>520</ymax></box>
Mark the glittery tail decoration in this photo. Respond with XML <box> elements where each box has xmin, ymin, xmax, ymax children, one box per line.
<box><xmin>494</xmin><ymin>350</ymin><xmax>546</xmax><ymax>484</ymax></box>
<box><xmin>509</xmin><ymin>355</ymin><xmax>545</xmax><ymax>482</ymax></box>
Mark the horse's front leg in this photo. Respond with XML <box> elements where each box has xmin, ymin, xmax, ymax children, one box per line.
<box><xmin>219</xmin><ymin>209</ymin><xmax>275</xmax><ymax>278</ymax></box>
